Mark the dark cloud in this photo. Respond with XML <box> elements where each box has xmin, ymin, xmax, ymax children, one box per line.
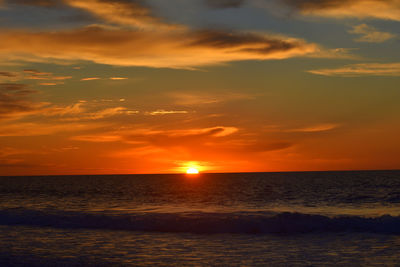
<box><xmin>0</xmin><ymin>83</ymin><xmax>40</xmax><ymax>120</ymax></box>
<box><xmin>205</xmin><ymin>0</ymin><xmax>245</xmax><ymax>9</ymax></box>
<box><xmin>23</xmin><ymin>69</ymin><xmax>49</xmax><ymax>75</ymax></box>
<box><xmin>191</xmin><ymin>30</ymin><xmax>301</xmax><ymax>54</ymax></box>
<box><xmin>283</xmin><ymin>0</ymin><xmax>347</xmax><ymax>9</ymax></box>
<box><xmin>0</xmin><ymin>72</ymin><xmax>17</xmax><ymax>78</ymax></box>
<box><xmin>6</xmin><ymin>0</ymin><xmax>62</xmax><ymax>7</ymax></box>
<box><xmin>191</xmin><ymin>29</ymin><xmax>269</xmax><ymax>48</ymax></box>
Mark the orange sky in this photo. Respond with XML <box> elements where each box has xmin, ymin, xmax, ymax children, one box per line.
<box><xmin>0</xmin><ymin>0</ymin><xmax>400</xmax><ymax>175</ymax></box>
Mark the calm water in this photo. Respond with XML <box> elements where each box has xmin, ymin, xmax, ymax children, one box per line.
<box><xmin>0</xmin><ymin>171</ymin><xmax>399</xmax><ymax>266</ymax></box>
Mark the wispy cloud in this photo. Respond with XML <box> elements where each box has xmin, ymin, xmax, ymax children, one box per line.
<box><xmin>65</xmin><ymin>0</ymin><xmax>180</xmax><ymax>30</ymax></box>
<box><xmin>39</xmin><ymin>82</ymin><xmax>59</xmax><ymax>86</ymax></box>
<box><xmin>282</xmin><ymin>0</ymin><xmax>400</xmax><ymax>21</ymax></box>
<box><xmin>0</xmin><ymin>83</ymin><xmax>46</xmax><ymax>121</ymax></box>
<box><xmin>47</xmin><ymin>102</ymin><xmax>139</xmax><ymax>121</ymax></box>
<box><xmin>0</xmin><ymin>121</ymin><xmax>105</xmax><ymax>137</ymax></box>
<box><xmin>86</xmin><ymin>107</ymin><xmax>132</xmax><ymax>120</ymax></box>
<box><xmin>170</xmin><ymin>92</ymin><xmax>255</xmax><ymax>105</ymax></box>
<box><xmin>0</xmin><ymin>71</ymin><xmax>20</xmax><ymax>82</ymax></box>
<box><xmin>349</xmin><ymin>24</ymin><xmax>396</xmax><ymax>43</ymax></box>
<box><xmin>47</xmin><ymin>102</ymin><xmax>85</xmax><ymax>116</ymax></box>
<box><xmin>145</xmin><ymin>110</ymin><xmax>189</xmax><ymax>116</ymax></box>
<box><xmin>0</xmin><ymin>71</ymin><xmax>18</xmax><ymax>78</ymax></box>
<box><xmin>287</xmin><ymin>123</ymin><xmax>340</xmax><ymax>133</ymax></box>
<box><xmin>72</xmin><ymin>126</ymin><xmax>239</xmax><ymax>143</ymax></box>
<box><xmin>309</xmin><ymin>63</ymin><xmax>400</xmax><ymax>77</ymax></box>
<box><xmin>109</xmin><ymin>77</ymin><xmax>127</xmax><ymax>80</ymax></box>
<box><xmin>0</xmin><ymin>26</ymin><xmax>318</xmax><ymax>68</ymax></box>
<box><xmin>0</xmin><ymin>69</ymin><xmax>72</xmax><ymax>83</ymax></box>
<box><xmin>81</xmin><ymin>77</ymin><xmax>100</xmax><ymax>81</ymax></box>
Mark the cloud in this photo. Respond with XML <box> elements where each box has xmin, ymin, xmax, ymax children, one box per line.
<box><xmin>0</xmin><ymin>69</ymin><xmax>72</xmax><ymax>84</ymax></box>
<box><xmin>349</xmin><ymin>24</ymin><xmax>396</xmax><ymax>43</ymax></box>
<box><xmin>0</xmin><ymin>71</ymin><xmax>17</xmax><ymax>78</ymax></box>
<box><xmin>64</xmin><ymin>0</ymin><xmax>179</xmax><ymax>30</ymax></box>
<box><xmin>0</xmin><ymin>121</ymin><xmax>104</xmax><ymax>136</ymax></box>
<box><xmin>47</xmin><ymin>102</ymin><xmax>85</xmax><ymax>116</ymax></box>
<box><xmin>0</xmin><ymin>71</ymin><xmax>22</xmax><ymax>82</ymax></box>
<box><xmin>309</xmin><ymin>62</ymin><xmax>400</xmax><ymax>77</ymax></box>
<box><xmin>0</xmin><ymin>83</ymin><xmax>46</xmax><ymax>120</ymax></box>
<box><xmin>0</xmin><ymin>86</ymin><xmax>139</xmax><ymax>123</ymax></box>
<box><xmin>81</xmin><ymin>77</ymin><xmax>100</xmax><ymax>81</ymax></box>
<box><xmin>5</xmin><ymin>0</ymin><xmax>62</xmax><ymax>7</ymax></box>
<box><xmin>73</xmin><ymin>126</ymin><xmax>239</xmax><ymax>143</ymax></box>
<box><xmin>5</xmin><ymin>0</ymin><xmax>179</xmax><ymax>30</ymax></box>
<box><xmin>39</xmin><ymin>82</ymin><xmax>59</xmax><ymax>86</ymax></box>
<box><xmin>0</xmin><ymin>26</ymin><xmax>318</xmax><ymax>68</ymax></box>
<box><xmin>145</xmin><ymin>110</ymin><xmax>189</xmax><ymax>116</ymax></box>
<box><xmin>282</xmin><ymin>0</ymin><xmax>400</xmax><ymax>21</ymax></box>
<box><xmin>109</xmin><ymin>77</ymin><xmax>127</xmax><ymax>80</ymax></box>
<box><xmin>287</xmin><ymin>123</ymin><xmax>340</xmax><ymax>132</ymax></box>
<box><xmin>205</xmin><ymin>0</ymin><xmax>245</xmax><ymax>9</ymax></box>
<box><xmin>45</xmin><ymin>101</ymin><xmax>139</xmax><ymax>121</ymax></box>
<box><xmin>169</xmin><ymin>92</ymin><xmax>255</xmax><ymax>106</ymax></box>
<box><xmin>86</xmin><ymin>107</ymin><xmax>131</xmax><ymax>120</ymax></box>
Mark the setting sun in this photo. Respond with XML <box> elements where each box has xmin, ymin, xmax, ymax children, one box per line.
<box><xmin>186</xmin><ymin>168</ymin><xmax>199</xmax><ymax>174</ymax></box>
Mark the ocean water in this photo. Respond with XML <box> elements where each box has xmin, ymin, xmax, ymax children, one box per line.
<box><xmin>0</xmin><ymin>170</ymin><xmax>399</xmax><ymax>266</ymax></box>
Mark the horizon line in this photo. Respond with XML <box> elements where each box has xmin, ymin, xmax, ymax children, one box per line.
<box><xmin>1</xmin><ymin>168</ymin><xmax>399</xmax><ymax>178</ymax></box>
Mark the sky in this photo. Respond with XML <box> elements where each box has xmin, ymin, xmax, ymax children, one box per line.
<box><xmin>0</xmin><ymin>0</ymin><xmax>399</xmax><ymax>175</ymax></box>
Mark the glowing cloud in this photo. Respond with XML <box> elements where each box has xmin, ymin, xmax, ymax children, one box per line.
<box><xmin>283</xmin><ymin>0</ymin><xmax>400</xmax><ymax>21</ymax></box>
<box><xmin>349</xmin><ymin>24</ymin><xmax>396</xmax><ymax>43</ymax></box>
<box><xmin>80</xmin><ymin>77</ymin><xmax>101</xmax><ymax>81</ymax></box>
<box><xmin>309</xmin><ymin>63</ymin><xmax>400</xmax><ymax>77</ymax></box>
<box><xmin>288</xmin><ymin>123</ymin><xmax>340</xmax><ymax>133</ymax></box>
<box><xmin>65</xmin><ymin>0</ymin><xmax>179</xmax><ymax>30</ymax></box>
<box><xmin>110</xmin><ymin>77</ymin><xmax>128</xmax><ymax>80</ymax></box>
<box><xmin>39</xmin><ymin>82</ymin><xmax>58</xmax><ymax>86</ymax></box>
<box><xmin>0</xmin><ymin>26</ymin><xmax>318</xmax><ymax>68</ymax></box>
<box><xmin>145</xmin><ymin>110</ymin><xmax>189</xmax><ymax>116</ymax></box>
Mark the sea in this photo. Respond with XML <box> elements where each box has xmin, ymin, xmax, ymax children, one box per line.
<box><xmin>0</xmin><ymin>170</ymin><xmax>399</xmax><ymax>266</ymax></box>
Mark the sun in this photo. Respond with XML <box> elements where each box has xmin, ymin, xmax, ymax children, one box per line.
<box><xmin>186</xmin><ymin>167</ymin><xmax>199</xmax><ymax>174</ymax></box>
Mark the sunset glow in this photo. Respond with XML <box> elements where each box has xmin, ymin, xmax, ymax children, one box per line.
<box><xmin>0</xmin><ymin>0</ymin><xmax>399</xmax><ymax>176</ymax></box>
<box><xmin>1</xmin><ymin>1</ymin><xmax>399</xmax><ymax>266</ymax></box>
<box><xmin>186</xmin><ymin>168</ymin><xmax>199</xmax><ymax>175</ymax></box>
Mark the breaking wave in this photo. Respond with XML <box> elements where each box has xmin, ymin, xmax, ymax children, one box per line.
<box><xmin>1</xmin><ymin>208</ymin><xmax>399</xmax><ymax>235</ymax></box>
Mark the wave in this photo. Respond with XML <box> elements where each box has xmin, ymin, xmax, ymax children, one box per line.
<box><xmin>0</xmin><ymin>208</ymin><xmax>399</xmax><ymax>235</ymax></box>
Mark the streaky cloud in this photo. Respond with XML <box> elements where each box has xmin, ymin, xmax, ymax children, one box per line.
<box><xmin>0</xmin><ymin>26</ymin><xmax>318</xmax><ymax>68</ymax></box>
<box><xmin>81</xmin><ymin>77</ymin><xmax>101</xmax><ymax>81</ymax></box>
<box><xmin>309</xmin><ymin>62</ymin><xmax>400</xmax><ymax>77</ymax></box>
<box><xmin>349</xmin><ymin>24</ymin><xmax>396</xmax><ymax>43</ymax></box>
<box><xmin>282</xmin><ymin>0</ymin><xmax>400</xmax><ymax>21</ymax></box>
<box><xmin>72</xmin><ymin>126</ymin><xmax>239</xmax><ymax>143</ymax></box>
<box><xmin>64</xmin><ymin>0</ymin><xmax>180</xmax><ymax>30</ymax></box>
<box><xmin>0</xmin><ymin>71</ymin><xmax>17</xmax><ymax>78</ymax></box>
<box><xmin>287</xmin><ymin>123</ymin><xmax>340</xmax><ymax>133</ymax></box>
<box><xmin>145</xmin><ymin>110</ymin><xmax>189</xmax><ymax>116</ymax></box>
<box><xmin>0</xmin><ymin>83</ymin><xmax>44</xmax><ymax>121</ymax></box>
